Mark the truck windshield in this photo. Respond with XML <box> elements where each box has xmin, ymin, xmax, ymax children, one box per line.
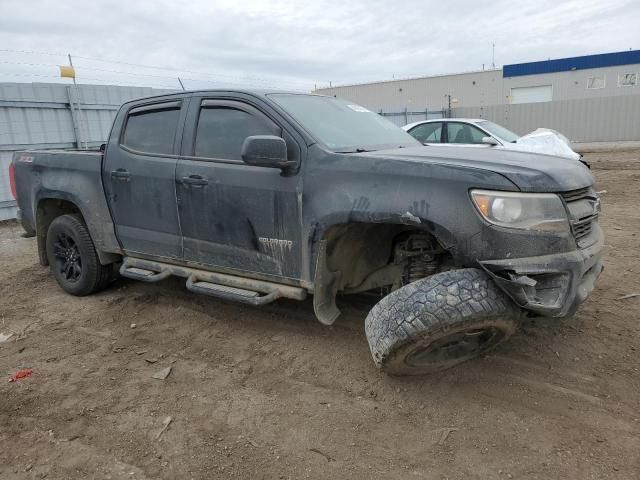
<box><xmin>476</xmin><ymin>120</ymin><xmax>520</xmax><ymax>143</ymax></box>
<box><xmin>269</xmin><ymin>94</ymin><xmax>420</xmax><ymax>152</ymax></box>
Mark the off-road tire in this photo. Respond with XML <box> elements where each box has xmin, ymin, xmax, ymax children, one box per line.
<box><xmin>45</xmin><ymin>214</ymin><xmax>113</xmax><ymax>296</ymax></box>
<box><xmin>365</xmin><ymin>268</ymin><xmax>522</xmax><ymax>375</ymax></box>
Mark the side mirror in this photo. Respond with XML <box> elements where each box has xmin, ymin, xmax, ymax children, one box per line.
<box><xmin>241</xmin><ymin>135</ymin><xmax>296</xmax><ymax>171</ymax></box>
<box><xmin>482</xmin><ymin>136</ymin><xmax>499</xmax><ymax>146</ymax></box>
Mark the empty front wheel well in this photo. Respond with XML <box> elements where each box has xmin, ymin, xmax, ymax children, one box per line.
<box><xmin>36</xmin><ymin>199</ymin><xmax>83</xmax><ymax>266</ymax></box>
<box><xmin>322</xmin><ymin>223</ymin><xmax>451</xmax><ymax>293</ymax></box>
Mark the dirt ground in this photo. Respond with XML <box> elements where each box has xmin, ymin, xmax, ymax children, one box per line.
<box><xmin>1</xmin><ymin>150</ymin><xmax>639</xmax><ymax>480</ymax></box>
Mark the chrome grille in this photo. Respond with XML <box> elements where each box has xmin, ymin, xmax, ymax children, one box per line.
<box><xmin>559</xmin><ymin>187</ymin><xmax>599</xmax><ymax>245</ymax></box>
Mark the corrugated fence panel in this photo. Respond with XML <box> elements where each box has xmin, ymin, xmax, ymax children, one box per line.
<box><xmin>452</xmin><ymin>94</ymin><xmax>640</xmax><ymax>142</ymax></box>
<box><xmin>0</xmin><ymin>151</ymin><xmax>17</xmax><ymax>220</ymax></box>
<box><xmin>79</xmin><ymin>108</ymin><xmax>118</xmax><ymax>144</ymax></box>
<box><xmin>0</xmin><ymin>106</ymin><xmax>76</xmax><ymax>147</ymax></box>
<box><xmin>0</xmin><ymin>82</ymin><xmax>177</xmax><ymax>219</ymax></box>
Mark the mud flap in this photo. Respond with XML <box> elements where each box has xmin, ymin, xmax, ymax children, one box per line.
<box><xmin>313</xmin><ymin>240</ymin><xmax>341</xmax><ymax>325</ymax></box>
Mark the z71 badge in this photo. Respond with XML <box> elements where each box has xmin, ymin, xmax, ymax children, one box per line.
<box><xmin>259</xmin><ymin>237</ymin><xmax>293</xmax><ymax>252</ymax></box>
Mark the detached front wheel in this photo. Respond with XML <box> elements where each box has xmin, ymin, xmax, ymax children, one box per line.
<box><xmin>46</xmin><ymin>214</ymin><xmax>113</xmax><ymax>296</ymax></box>
<box><xmin>365</xmin><ymin>268</ymin><xmax>521</xmax><ymax>375</ymax></box>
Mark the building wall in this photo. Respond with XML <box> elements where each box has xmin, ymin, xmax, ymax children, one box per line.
<box><xmin>503</xmin><ymin>64</ymin><xmax>640</xmax><ymax>102</ymax></box>
<box><xmin>0</xmin><ymin>82</ymin><xmax>176</xmax><ymax>220</ymax></box>
<box><xmin>314</xmin><ymin>57</ymin><xmax>640</xmax><ymax>144</ymax></box>
<box><xmin>315</xmin><ymin>63</ymin><xmax>640</xmax><ymax>111</ymax></box>
<box><xmin>316</xmin><ymin>70</ymin><xmax>503</xmax><ymax>111</ymax></box>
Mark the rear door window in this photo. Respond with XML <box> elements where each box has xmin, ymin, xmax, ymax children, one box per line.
<box><xmin>408</xmin><ymin>122</ymin><xmax>442</xmax><ymax>143</ymax></box>
<box><xmin>122</xmin><ymin>104</ymin><xmax>181</xmax><ymax>154</ymax></box>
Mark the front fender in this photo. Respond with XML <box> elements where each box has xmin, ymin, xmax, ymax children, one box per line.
<box><xmin>303</xmin><ymin>145</ymin><xmax>520</xmax><ymax>279</ymax></box>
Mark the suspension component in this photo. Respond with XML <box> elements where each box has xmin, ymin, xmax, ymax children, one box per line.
<box><xmin>394</xmin><ymin>233</ymin><xmax>441</xmax><ymax>286</ymax></box>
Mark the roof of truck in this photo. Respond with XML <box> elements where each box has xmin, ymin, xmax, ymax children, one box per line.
<box><xmin>126</xmin><ymin>89</ymin><xmax>317</xmax><ymax>103</ymax></box>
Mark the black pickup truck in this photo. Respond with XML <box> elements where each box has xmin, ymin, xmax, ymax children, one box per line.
<box><xmin>10</xmin><ymin>90</ymin><xmax>603</xmax><ymax>374</ymax></box>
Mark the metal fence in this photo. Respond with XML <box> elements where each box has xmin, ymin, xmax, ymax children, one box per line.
<box><xmin>0</xmin><ymin>82</ymin><xmax>176</xmax><ymax>220</ymax></box>
<box><xmin>379</xmin><ymin>109</ymin><xmax>447</xmax><ymax>127</ymax></box>
<box><xmin>377</xmin><ymin>94</ymin><xmax>640</xmax><ymax>142</ymax></box>
<box><xmin>451</xmin><ymin>95</ymin><xmax>640</xmax><ymax>142</ymax></box>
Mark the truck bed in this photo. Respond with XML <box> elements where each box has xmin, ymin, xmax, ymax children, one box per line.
<box><xmin>12</xmin><ymin>149</ymin><xmax>121</xmax><ymax>258</ymax></box>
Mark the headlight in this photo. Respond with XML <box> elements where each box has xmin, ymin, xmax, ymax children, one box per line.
<box><xmin>470</xmin><ymin>189</ymin><xmax>569</xmax><ymax>232</ymax></box>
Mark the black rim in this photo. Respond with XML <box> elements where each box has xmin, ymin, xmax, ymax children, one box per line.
<box><xmin>53</xmin><ymin>232</ymin><xmax>82</xmax><ymax>282</ymax></box>
<box><xmin>405</xmin><ymin>327</ymin><xmax>504</xmax><ymax>367</ymax></box>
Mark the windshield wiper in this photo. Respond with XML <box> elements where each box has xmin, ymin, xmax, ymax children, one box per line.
<box><xmin>336</xmin><ymin>147</ymin><xmax>376</xmax><ymax>153</ymax></box>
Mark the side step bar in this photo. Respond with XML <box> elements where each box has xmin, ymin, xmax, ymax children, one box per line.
<box><xmin>120</xmin><ymin>257</ymin><xmax>307</xmax><ymax>306</ymax></box>
<box><xmin>120</xmin><ymin>265</ymin><xmax>171</xmax><ymax>283</ymax></box>
<box><xmin>185</xmin><ymin>275</ymin><xmax>280</xmax><ymax>306</ymax></box>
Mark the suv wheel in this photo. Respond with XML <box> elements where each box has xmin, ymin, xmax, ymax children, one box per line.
<box><xmin>45</xmin><ymin>214</ymin><xmax>113</xmax><ymax>296</ymax></box>
<box><xmin>365</xmin><ymin>268</ymin><xmax>522</xmax><ymax>375</ymax></box>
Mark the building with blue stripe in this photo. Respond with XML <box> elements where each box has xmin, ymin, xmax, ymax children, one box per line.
<box><xmin>504</xmin><ymin>50</ymin><xmax>640</xmax><ymax>77</ymax></box>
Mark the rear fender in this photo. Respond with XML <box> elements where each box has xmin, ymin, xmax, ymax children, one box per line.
<box><xmin>35</xmin><ymin>191</ymin><xmax>120</xmax><ymax>266</ymax></box>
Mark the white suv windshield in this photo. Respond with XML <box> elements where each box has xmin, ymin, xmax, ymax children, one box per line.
<box><xmin>477</xmin><ymin>121</ymin><xmax>520</xmax><ymax>143</ymax></box>
<box><xmin>269</xmin><ymin>94</ymin><xmax>419</xmax><ymax>152</ymax></box>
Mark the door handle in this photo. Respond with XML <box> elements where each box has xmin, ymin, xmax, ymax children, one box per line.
<box><xmin>111</xmin><ymin>168</ymin><xmax>131</xmax><ymax>181</ymax></box>
<box><xmin>182</xmin><ymin>175</ymin><xmax>208</xmax><ymax>186</ymax></box>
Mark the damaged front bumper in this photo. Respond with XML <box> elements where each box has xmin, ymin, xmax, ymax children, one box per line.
<box><xmin>479</xmin><ymin>225</ymin><xmax>604</xmax><ymax>318</ymax></box>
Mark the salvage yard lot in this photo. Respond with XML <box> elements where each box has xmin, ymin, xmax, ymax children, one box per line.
<box><xmin>1</xmin><ymin>150</ymin><xmax>639</xmax><ymax>479</ymax></box>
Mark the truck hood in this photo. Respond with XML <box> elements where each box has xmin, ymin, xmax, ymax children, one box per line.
<box><xmin>364</xmin><ymin>145</ymin><xmax>594</xmax><ymax>192</ymax></box>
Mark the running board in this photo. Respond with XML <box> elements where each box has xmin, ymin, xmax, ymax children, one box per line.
<box><xmin>120</xmin><ymin>264</ymin><xmax>171</xmax><ymax>282</ymax></box>
<box><xmin>120</xmin><ymin>257</ymin><xmax>307</xmax><ymax>305</ymax></box>
<box><xmin>186</xmin><ymin>275</ymin><xmax>279</xmax><ymax>306</ymax></box>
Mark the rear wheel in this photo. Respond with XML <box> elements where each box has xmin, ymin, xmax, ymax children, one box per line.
<box><xmin>365</xmin><ymin>268</ymin><xmax>522</xmax><ymax>375</ymax></box>
<box><xmin>45</xmin><ymin>214</ymin><xmax>113</xmax><ymax>296</ymax></box>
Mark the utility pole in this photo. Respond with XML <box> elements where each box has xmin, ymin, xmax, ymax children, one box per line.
<box><xmin>67</xmin><ymin>54</ymin><xmax>77</xmax><ymax>85</ymax></box>
<box><xmin>492</xmin><ymin>43</ymin><xmax>496</xmax><ymax>69</ymax></box>
<box><xmin>66</xmin><ymin>54</ymin><xmax>86</xmax><ymax>150</ymax></box>
<box><xmin>444</xmin><ymin>94</ymin><xmax>453</xmax><ymax>118</ymax></box>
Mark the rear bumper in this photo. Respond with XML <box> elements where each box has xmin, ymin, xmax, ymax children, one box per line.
<box><xmin>479</xmin><ymin>224</ymin><xmax>604</xmax><ymax>317</ymax></box>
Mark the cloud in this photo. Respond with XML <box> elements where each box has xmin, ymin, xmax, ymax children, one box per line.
<box><xmin>0</xmin><ymin>0</ymin><xmax>637</xmax><ymax>91</ymax></box>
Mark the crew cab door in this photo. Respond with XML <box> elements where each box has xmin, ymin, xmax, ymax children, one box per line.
<box><xmin>103</xmin><ymin>99</ymin><xmax>186</xmax><ymax>259</ymax></box>
<box><xmin>175</xmin><ymin>96</ymin><xmax>303</xmax><ymax>280</ymax></box>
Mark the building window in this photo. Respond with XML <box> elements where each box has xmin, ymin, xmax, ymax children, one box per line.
<box><xmin>587</xmin><ymin>76</ymin><xmax>606</xmax><ymax>90</ymax></box>
<box><xmin>618</xmin><ymin>73</ymin><xmax>637</xmax><ymax>87</ymax></box>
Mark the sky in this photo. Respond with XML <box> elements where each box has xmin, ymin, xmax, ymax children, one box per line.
<box><xmin>0</xmin><ymin>0</ymin><xmax>638</xmax><ymax>92</ymax></box>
